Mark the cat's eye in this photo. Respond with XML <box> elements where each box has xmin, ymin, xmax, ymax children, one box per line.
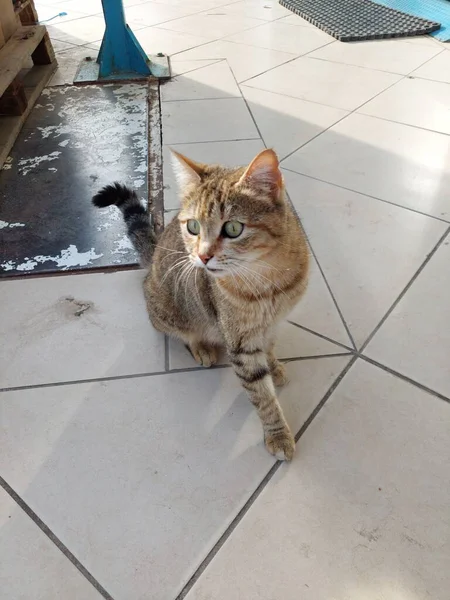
<box><xmin>222</xmin><ymin>221</ymin><xmax>244</xmax><ymax>239</ymax></box>
<box><xmin>187</xmin><ymin>219</ymin><xmax>200</xmax><ymax>235</ymax></box>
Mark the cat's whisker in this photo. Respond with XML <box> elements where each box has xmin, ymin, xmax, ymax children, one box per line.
<box><xmin>237</xmin><ymin>263</ymin><xmax>289</xmax><ymax>300</ymax></box>
<box><xmin>160</xmin><ymin>257</ymin><xmax>190</xmax><ymax>287</ymax></box>
<box><xmin>154</xmin><ymin>244</ymin><xmax>184</xmax><ymax>254</ymax></box>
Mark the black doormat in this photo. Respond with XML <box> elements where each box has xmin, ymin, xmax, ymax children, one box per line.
<box><xmin>279</xmin><ymin>0</ymin><xmax>440</xmax><ymax>41</ymax></box>
<box><xmin>0</xmin><ymin>83</ymin><xmax>152</xmax><ymax>277</ymax></box>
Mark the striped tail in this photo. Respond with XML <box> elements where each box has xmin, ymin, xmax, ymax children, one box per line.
<box><xmin>92</xmin><ymin>183</ymin><xmax>155</xmax><ymax>267</ymax></box>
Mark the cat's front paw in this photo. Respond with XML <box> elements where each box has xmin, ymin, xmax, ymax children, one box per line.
<box><xmin>265</xmin><ymin>427</ymin><xmax>295</xmax><ymax>461</ymax></box>
<box><xmin>271</xmin><ymin>361</ymin><xmax>289</xmax><ymax>387</ymax></box>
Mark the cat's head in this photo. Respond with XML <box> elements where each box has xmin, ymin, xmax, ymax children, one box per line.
<box><xmin>172</xmin><ymin>148</ymin><xmax>287</xmax><ymax>278</ymax></box>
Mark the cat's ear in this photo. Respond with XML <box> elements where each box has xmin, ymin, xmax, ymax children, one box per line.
<box><xmin>237</xmin><ymin>149</ymin><xmax>283</xmax><ymax>196</ymax></box>
<box><xmin>171</xmin><ymin>149</ymin><xmax>205</xmax><ymax>188</ymax></box>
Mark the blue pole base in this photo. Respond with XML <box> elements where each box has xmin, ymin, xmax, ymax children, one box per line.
<box><xmin>73</xmin><ymin>0</ymin><xmax>171</xmax><ymax>83</ymax></box>
<box><xmin>97</xmin><ymin>23</ymin><xmax>151</xmax><ymax>79</ymax></box>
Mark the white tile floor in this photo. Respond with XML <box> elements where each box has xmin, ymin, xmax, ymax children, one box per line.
<box><xmin>1</xmin><ymin>1</ymin><xmax>449</xmax><ymax>599</ymax></box>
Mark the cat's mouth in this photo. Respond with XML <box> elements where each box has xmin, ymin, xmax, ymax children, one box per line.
<box><xmin>205</xmin><ymin>266</ymin><xmax>226</xmax><ymax>277</ymax></box>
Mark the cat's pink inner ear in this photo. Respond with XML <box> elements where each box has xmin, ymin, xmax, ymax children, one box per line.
<box><xmin>171</xmin><ymin>149</ymin><xmax>205</xmax><ymax>188</ymax></box>
<box><xmin>238</xmin><ymin>149</ymin><xmax>282</xmax><ymax>194</ymax></box>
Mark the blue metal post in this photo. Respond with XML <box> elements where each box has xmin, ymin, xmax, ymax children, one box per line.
<box><xmin>97</xmin><ymin>0</ymin><xmax>151</xmax><ymax>79</ymax></box>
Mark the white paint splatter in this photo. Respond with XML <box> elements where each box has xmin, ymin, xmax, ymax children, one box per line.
<box><xmin>18</xmin><ymin>151</ymin><xmax>61</xmax><ymax>176</ymax></box>
<box><xmin>35</xmin><ymin>246</ymin><xmax>104</xmax><ymax>269</ymax></box>
<box><xmin>112</xmin><ymin>235</ymin><xmax>133</xmax><ymax>255</ymax></box>
<box><xmin>1</xmin><ymin>261</ymin><xmax>15</xmax><ymax>271</ymax></box>
<box><xmin>133</xmin><ymin>177</ymin><xmax>145</xmax><ymax>188</ymax></box>
<box><xmin>16</xmin><ymin>259</ymin><xmax>38</xmax><ymax>271</ymax></box>
<box><xmin>1</xmin><ymin>245</ymin><xmax>103</xmax><ymax>272</ymax></box>
<box><xmin>0</xmin><ymin>220</ymin><xmax>25</xmax><ymax>229</ymax></box>
<box><xmin>96</xmin><ymin>222</ymin><xmax>112</xmax><ymax>231</ymax></box>
<box><xmin>2</xmin><ymin>157</ymin><xmax>13</xmax><ymax>170</ymax></box>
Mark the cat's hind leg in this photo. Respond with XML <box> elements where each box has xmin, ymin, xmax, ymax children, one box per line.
<box><xmin>185</xmin><ymin>338</ymin><xmax>219</xmax><ymax>368</ymax></box>
<box><xmin>267</xmin><ymin>340</ymin><xmax>289</xmax><ymax>387</ymax></box>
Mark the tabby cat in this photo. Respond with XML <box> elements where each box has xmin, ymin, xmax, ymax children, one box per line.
<box><xmin>93</xmin><ymin>149</ymin><xmax>309</xmax><ymax>460</ymax></box>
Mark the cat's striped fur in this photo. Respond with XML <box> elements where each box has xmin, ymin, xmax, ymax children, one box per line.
<box><xmin>93</xmin><ymin>149</ymin><xmax>309</xmax><ymax>460</ymax></box>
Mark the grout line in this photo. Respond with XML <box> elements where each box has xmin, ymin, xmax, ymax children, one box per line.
<box><xmin>280</xmin><ymin>211</ymin><xmax>357</xmax><ymax>352</ymax></box>
<box><xmin>283</xmin><ymin>352</ymin><xmax>352</xmax><ymax>363</ymax></box>
<box><xmin>174</xmin><ymin>354</ymin><xmax>357</xmax><ymax>600</ymax></box>
<box><xmin>167</xmin><ymin>136</ymin><xmax>262</xmax><ymax>146</ymax></box>
<box><xmin>287</xmin><ymin>320</ymin><xmax>354</xmax><ymax>352</ymax></box>
<box><xmin>167</xmin><ymin>58</ymin><xmax>224</xmax><ymax>78</ymax></box>
<box><xmin>351</xmin><ymin>110</ymin><xmax>450</xmax><ymax>140</ymax></box>
<box><xmin>0</xmin><ymin>477</ymin><xmax>115</xmax><ymax>600</ymax></box>
<box><xmin>359</xmin><ymin>226</ymin><xmax>450</xmax><ymax>353</ymax></box>
<box><xmin>308</xmin><ymin>244</ymin><xmax>357</xmax><ymax>350</ymax></box>
<box><xmin>227</xmin><ymin>60</ymin><xmax>267</xmax><ymax>145</ymax></box>
<box><xmin>359</xmin><ymin>355</ymin><xmax>450</xmax><ymax>404</ymax></box>
<box><xmin>279</xmin><ymin>110</ymin><xmax>350</xmax><ymax>163</ymax></box>
<box><xmin>293</xmin><ymin>354</ymin><xmax>356</xmax><ymax>442</ymax></box>
<box><xmin>261</xmin><ymin>47</ymin><xmax>450</xmax><ymax>172</ymax></box>
<box><xmin>277</xmin><ymin>70</ymin><xmax>411</xmax><ymax>166</ymax></box>
<box><xmin>0</xmin><ymin>352</ymin><xmax>349</xmax><ymax>395</ymax></box>
<box><xmin>305</xmin><ymin>47</ymin><xmax>444</xmax><ymax>77</ymax></box>
<box><xmin>281</xmin><ymin>167</ymin><xmax>450</xmax><ymax>224</ymax></box>
<box><xmin>237</xmin><ymin>39</ymin><xmax>335</xmax><ymax>86</ymax></box>
<box><xmin>161</xmin><ymin>96</ymin><xmax>243</xmax><ymax>103</ymax></box>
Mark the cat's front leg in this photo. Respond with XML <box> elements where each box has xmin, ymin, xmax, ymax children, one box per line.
<box><xmin>228</xmin><ymin>335</ymin><xmax>295</xmax><ymax>461</ymax></box>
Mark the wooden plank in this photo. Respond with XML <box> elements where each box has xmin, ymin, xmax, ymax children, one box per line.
<box><xmin>19</xmin><ymin>1</ymin><xmax>39</xmax><ymax>26</ymax></box>
<box><xmin>0</xmin><ymin>0</ymin><xmax>20</xmax><ymax>44</ymax></box>
<box><xmin>0</xmin><ymin>25</ymin><xmax>46</xmax><ymax>98</ymax></box>
<box><xmin>0</xmin><ymin>62</ymin><xmax>57</xmax><ymax>169</ymax></box>
<box><xmin>0</xmin><ymin>76</ymin><xmax>27</xmax><ymax>116</ymax></box>
<box><xmin>32</xmin><ymin>32</ymin><xmax>55</xmax><ymax>65</ymax></box>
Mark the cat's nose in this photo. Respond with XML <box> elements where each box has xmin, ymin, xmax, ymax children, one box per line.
<box><xmin>199</xmin><ymin>254</ymin><xmax>212</xmax><ymax>265</ymax></box>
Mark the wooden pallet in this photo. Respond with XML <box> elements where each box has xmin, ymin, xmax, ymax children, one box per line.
<box><xmin>0</xmin><ymin>24</ymin><xmax>57</xmax><ymax>168</ymax></box>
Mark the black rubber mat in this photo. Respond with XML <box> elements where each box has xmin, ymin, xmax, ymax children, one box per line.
<box><xmin>279</xmin><ymin>0</ymin><xmax>440</xmax><ymax>41</ymax></box>
<box><xmin>0</xmin><ymin>84</ymin><xmax>150</xmax><ymax>277</ymax></box>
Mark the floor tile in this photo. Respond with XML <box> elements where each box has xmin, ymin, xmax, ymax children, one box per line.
<box><xmin>48</xmin><ymin>0</ymin><xmax>103</xmax><ymax>15</ymax></box>
<box><xmin>0</xmin><ymin>357</ymin><xmax>351</xmax><ymax>600</ymax></box>
<box><xmin>33</xmin><ymin>5</ymin><xmax>90</xmax><ymax>23</ymax></box>
<box><xmin>185</xmin><ymin>360</ymin><xmax>450</xmax><ymax>600</ymax></box>
<box><xmin>162</xmin><ymin>139</ymin><xmax>265</xmax><ymax>210</ymax></box>
<box><xmin>282</xmin><ymin>170</ymin><xmax>448</xmax><ymax>347</ymax></box>
<box><xmin>159</xmin><ymin>12</ymin><xmax>266</xmax><ymax>40</ymax></box>
<box><xmin>161</xmin><ymin>60</ymin><xmax>241</xmax><ymax>102</ymax></box>
<box><xmin>241</xmin><ymin>86</ymin><xmax>348</xmax><ymax>160</ymax></box>
<box><xmin>135</xmin><ymin>26</ymin><xmax>210</xmax><ymax>56</ymax></box>
<box><xmin>225</xmin><ymin>20</ymin><xmax>333</xmax><ymax>55</ymax></box>
<box><xmin>282</xmin><ymin>113</ymin><xmax>450</xmax><ymax>220</ymax></box>
<box><xmin>0</xmin><ymin>488</ymin><xmax>103</xmax><ymax>600</ymax></box>
<box><xmin>0</xmin><ymin>271</ymin><xmax>164</xmax><ymax>388</ymax></box>
<box><xmin>287</xmin><ymin>255</ymin><xmax>352</xmax><ymax>348</ymax></box>
<box><xmin>366</xmin><ymin>235</ymin><xmax>450</xmax><ymax>398</ymax></box>
<box><xmin>217</xmin><ymin>0</ymin><xmax>292</xmax><ymax>21</ymax></box>
<box><xmin>172</xmin><ymin>40</ymin><xmax>296</xmax><ymax>82</ymax></box>
<box><xmin>47</xmin><ymin>46</ymin><xmax>97</xmax><ymax>86</ymax></box>
<box><xmin>169</xmin><ymin>59</ymin><xmax>222</xmax><ymax>76</ymax></box>
<box><xmin>169</xmin><ymin>320</ymin><xmax>348</xmax><ymax>370</ymax></box>
<box><xmin>309</xmin><ymin>39</ymin><xmax>441</xmax><ymax>75</ymax></box>
<box><xmin>46</xmin><ymin>16</ymin><xmax>110</xmax><ymax>44</ymax></box>
<box><xmin>244</xmin><ymin>56</ymin><xmax>401</xmax><ymax>111</ymax></box>
<box><xmin>412</xmin><ymin>49</ymin><xmax>450</xmax><ymax>83</ymax></box>
<box><xmin>276</xmin><ymin>14</ymin><xmax>315</xmax><ymax>27</ymax></box>
<box><xmin>161</xmin><ymin>98</ymin><xmax>259</xmax><ymax>145</ymax></box>
<box><xmin>124</xmin><ymin>1</ymin><xmax>195</xmax><ymax>27</ymax></box>
<box><xmin>360</xmin><ymin>77</ymin><xmax>450</xmax><ymax>136</ymax></box>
